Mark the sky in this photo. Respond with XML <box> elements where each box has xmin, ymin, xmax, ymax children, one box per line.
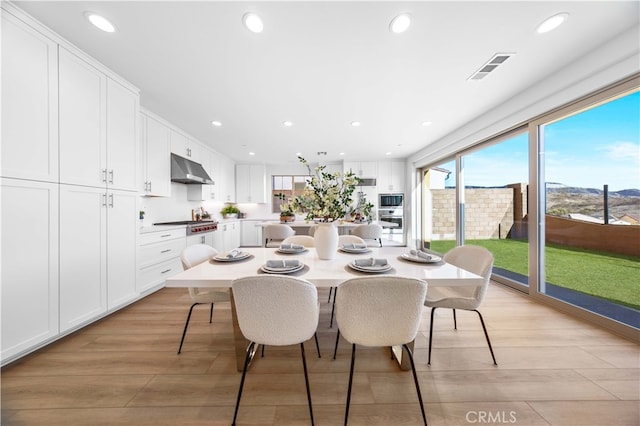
<box><xmin>439</xmin><ymin>91</ymin><xmax>640</xmax><ymax>191</ymax></box>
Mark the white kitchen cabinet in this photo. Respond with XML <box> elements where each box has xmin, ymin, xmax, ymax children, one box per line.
<box><xmin>377</xmin><ymin>160</ymin><xmax>405</xmax><ymax>193</ymax></box>
<box><xmin>1</xmin><ymin>178</ymin><xmax>59</xmax><ymax>361</ymax></box>
<box><xmin>187</xmin><ymin>148</ymin><xmax>216</xmax><ymax>201</ymax></box>
<box><xmin>344</xmin><ymin>161</ymin><xmax>377</xmax><ymax>178</ymax></box>
<box><xmin>235</xmin><ymin>164</ymin><xmax>266</xmax><ymax>203</ymax></box>
<box><xmin>138</xmin><ymin>228</ymin><xmax>186</xmax><ymax>294</ymax></box>
<box><xmin>240</xmin><ymin>220</ymin><xmax>264</xmax><ymax>247</ymax></box>
<box><xmin>141</xmin><ymin>112</ymin><xmax>171</xmax><ymax>197</ymax></box>
<box><xmin>219</xmin><ymin>155</ymin><xmax>236</xmax><ymax>203</ymax></box>
<box><xmin>1</xmin><ymin>11</ymin><xmax>58</xmax><ymax>183</ymax></box>
<box><xmin>186</xmin><ymin>232</ymin><xmax>215</xmax><ymax>247</ymax></box>
<box><xmin>59</xmin><ymin>185</ymin><xmax>138</xmax><ymax>332</ymax></box>
<box><xmin>170</xmin><ymin>130</ymin><xmax>202</xmax><ymax>162</ymax></box>
<box><xmin>214</xmin><ymin>221</ymin><xmax>241</xmax><ymax>251</ymax></box>
<box><xmin>59</xmin><ymin>47</ymin><xmax>139</xmax><ymax>192</ymax></box>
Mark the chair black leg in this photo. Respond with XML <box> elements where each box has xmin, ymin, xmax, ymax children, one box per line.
<box><xmin>300</xmin><ymin>343</ymin><xmax>315</xmax><ymax>426</ymax></box>
<box><xmin>452</xmin><ymin>309</ymin><xmax>457</xmax><ymax>330</ymax></box>
<box><xmin>314</xmin><ymin>333</ymin><xmax>321</xmax><ymax>358</ymax></box>
<box><xmin>378</xmin><ymin>238</ymin><xmax>382</xmax><ymax>247</ymax></box>
<box><xmin>232</xmin><ymin>341</ymin><xmax>256</xmax><ymax>426</ymax></box>
<box><xmin>261</xmin><ymin>344</ymin><xmax>265</xmax><ymax>357</ymax></box>
<box><xmin>177</xmin><ymin>302</ymin><xmax>201</xmax><ymax>355</ymax></box>
<box><xmin>333</xmin><ymin>329</ymin><xmax>341</xmax><ymax>359</ymax></box>
<box><xmin>329</xmin><ymin>292</ymin><xmax>336</xmax><ymax>328</ymax></box>
<box><xmin>344</xmin><ymin>343</ymin><xmax>356</xmax><ymax>426</ymax></box>
<box><xmin>328</xmin><ymin>287</ymin><xmax>333</xmax><ymax>303</ymax></box>
<box><xmin>403</xmin><ymin>344</ymin><xmax>428</xmax><ymax>426</ymax></box>
<box><xmin>473</xmin><ymin>309</ymin><xmax>497</xmax><ymax>365</ymax></box>
<box><xmin>209</xmin><ymin>303</ymin><xmax>214</xmax><ymax>323</ymax></box>
<box><xmin>427</xmin><ymin>307</ymin><xmax>436</xmax><ymax>365</ymax></box>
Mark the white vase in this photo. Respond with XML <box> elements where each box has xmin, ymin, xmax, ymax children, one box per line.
<box><xmin>314</xmin><ymin>222</ymin><xmax>339</xmax><ymax>260</ymax></box>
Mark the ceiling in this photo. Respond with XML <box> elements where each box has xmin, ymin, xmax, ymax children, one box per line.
<box><xmin>12</xmin><ymin>1</ymin><xmax>640</xmax><ymax>165</ymax></box>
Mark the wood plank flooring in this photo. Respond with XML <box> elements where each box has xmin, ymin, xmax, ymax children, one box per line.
<box><xmin>2</xmin><ymin>283</ymin><xmax>638</xmax><ymax>425</ymax></box>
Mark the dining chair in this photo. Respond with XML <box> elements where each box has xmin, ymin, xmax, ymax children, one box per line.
<box><xmin>264</xmin><ymin>223</ymin><xmax>295</xmax><ymax>247</ymax></box>
<box><xmin>325</xmin><ymin>235</ymin><xmax>369</xmax><ymax>328</ymax></box>
<box><xmin>333</xmin><ymin>276</ymin><xmax>428</xmax><ymax>426</ymax></box>
<box><xmin>351</xmin><ymin>223</ymin><xmax>383</xmax><ymax>247</ymax></box>
<box><xmin>231</xmin><ymin>275</ymin><xmax>320</xmax><ymax>426</ymax></box>
<box><xmin>178</xmin><ymin>244</ymin><xmax>230</xmax><ymax>354</ymax></box>
<box><xmin>282</xmin><ymin>235</ymin><xmax>315</xmax><ymax>247</ymax></box>
<box><xmin>425</xmin><ymin>245</ymin><xmax>497</xmax><ymax>365</ymax></box>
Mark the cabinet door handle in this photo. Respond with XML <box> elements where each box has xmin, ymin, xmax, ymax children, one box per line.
<box><xmin>160</xmin><ymin>268</ymin><xmax>172</xmax><ymax>274</ymax></box>
<box><xmin>160</xmin><ymin>249</ymin><xmax>171</xmax><ymax>253</ymax></box>
<box><xmin>102</xmin><ymin>169</ymin><xmax>108</xmax><ymax>183</ymax></box>
<box><xmin>102</xmin><ymin>193</ymin><xmax>107</xmax><ymax>207</ymax></box>
<box><xmin>148</xmin><ymin>181</ymin><xmax>152</xmax><ymax>192</ymax></box>
<box><xmin>108</xmin><ymin>193</ymin><xmax>114</xmax><ymax>207</ymax></box>
<box><xmin>160</xmin><ymin>234</ymin><xmax>172</xmax><ymax>238</ymax></box>
<box><xmin>108</xmin><ymin>170</ymin><xmax>114</xmax><ymax>184</ymax></box>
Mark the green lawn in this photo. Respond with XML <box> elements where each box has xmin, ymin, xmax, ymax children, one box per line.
<box><xmin>429</xmin><ymin>239</ymin><xmax>640</xmax><ymax>310</ymax></box>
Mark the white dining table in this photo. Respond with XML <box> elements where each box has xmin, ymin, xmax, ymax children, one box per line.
<box><xmin>165</xmin><ymin>246</ymin><xmax>483</xmax><ymax>371</ymax></box>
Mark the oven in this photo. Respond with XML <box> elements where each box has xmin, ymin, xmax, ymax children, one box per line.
<box><xmin>379</xmin><ymin>193</ymin><xmax>403</xmax><ymax>209</ymax></box>
<box><xmin>378</xmin><ymin>209</ymin><xmax>403</xmax><ymax>233</ymax></box>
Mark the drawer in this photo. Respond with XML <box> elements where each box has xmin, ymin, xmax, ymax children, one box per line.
<box><xmin>139</xmin><ymin>228</ymin><xmax>185</xmax><ymax>245</ymax></box>
<box><xmin>138</xmin><ymin>237</ymin><xmax>186</xmax><ymax>268</ymax></box>
<box><xmin>137</xmin><ymin>257</ymin><xmax>183</xmax><ymax>294</ymax></box>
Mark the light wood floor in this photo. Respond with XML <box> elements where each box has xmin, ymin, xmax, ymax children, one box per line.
<box><xmin>2</xmin><ymin>283</ymin><xmax>638</xmax><ymax>425</ymax></box>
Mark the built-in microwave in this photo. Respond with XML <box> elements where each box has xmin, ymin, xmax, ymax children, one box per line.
<box><xmin>379</xmin><ymin>193</ymin><xmax>403</xmax><ymax>208</ymax></box>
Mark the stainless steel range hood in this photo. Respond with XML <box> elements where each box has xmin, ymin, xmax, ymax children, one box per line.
<box><xmin>171</xmin><ymin>153</ymin><xmax>213</xmax><ymax>184</ymax></box>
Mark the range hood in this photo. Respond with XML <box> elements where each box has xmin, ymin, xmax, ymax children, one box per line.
<box><xmin>171</xmin><ymin>153</ymin><xmax>213</xmax><ymax>184</ymax></box>
<box><xmin>358</xmin><ymin>178</ymin><xmax>377</xmax><ymax>187</ymax></box>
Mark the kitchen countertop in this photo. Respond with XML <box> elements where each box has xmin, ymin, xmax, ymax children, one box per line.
<box><xmin>139</xmin><ymin>224</ymin><xmax>187</xmax><ymax>234</ymax></box>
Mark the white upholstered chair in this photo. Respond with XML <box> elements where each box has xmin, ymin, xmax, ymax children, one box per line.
<box><xmin>263</xmin><ymin>224</ymin><xmax>295</xmax><ymax>247</ymax></box>
<box><xmin>282</xmin><ymin>235</ymin><xmax>315</xmax><ymax>247</ymax></box>
<box><xmin>425</xmin><ymin>245</ymin><xmax>497</xmax><ymax>365</ymax></box>
<box><xmin>351</xmin><ymin>223</ymin><xmax>383</xmax><ymax>247</ymax></box>
<box><xmin>178</xmin><ymin>244</ymin><xmax>230</xmax><ymax>354</ymax></box>
<box><xmin>334</xmin><ymin>276</ymin><xmax>428</xmax><ymax>426</ymax></box>
<box><xmin>231</xmin><ymin>275</ymin><xmax>320</xmax><ymax>425</ymax></box>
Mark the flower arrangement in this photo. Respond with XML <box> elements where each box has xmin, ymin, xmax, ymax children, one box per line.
<box><xmin>282</xmin><ymin>156</ymin><xmax>359</xmax><ymax>222</ymax></box>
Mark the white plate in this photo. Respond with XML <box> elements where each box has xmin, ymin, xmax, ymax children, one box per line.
<box><xmin>213</xmin><ymin>252</ymin><xmax>251</xmax><ymax>262</ymax></box>
<box><xmin>276</xmin><ymin>247</ymin><xmax>308</xmax><ymax>254</ymax></box>
<box><xmin>348</xmin><ymin>262</ymin><xmax>392</xmax><ymax>273</ymax></box>
<box><xmin>340</xmin><ymin>247</ymin><xmax>372</xmax><ymax>254</ymax></box>
<box><xmin>261</xmin><ymin>264</ymin><xmax>305</xmax><ymax>274</ymax></box>
<box><xmin>400</xmin><ymin>253</ymin><xmax>441</xmax><ymax>264</ymax></box>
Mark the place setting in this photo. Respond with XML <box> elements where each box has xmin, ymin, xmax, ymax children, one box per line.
<box><xmin>211</xmin><ymin>248</ymin><xmax>253</xmax><ymax>263</ymax></box>
<box><xmin>259</xmin><ymin>259</ymin><xmax>308</xmax><ymax>275</ymax></box>
<box><xmin>347</xmin><ymin>257</ymin><xmax>393</xmax><ymax>274</ymax></box>
<box><xmin>339</xmin><ymin>243</ymin><xmax>372</xmax><ymax>254</ymax></box>
<box><xmin>276</xmin><ymin>243</ymin><xmax>308</xmax><ymax>254</ymax></box>
<box><xmin>399</xmin><ymin>249</ymin><xmax>442</xmax><ymax>264</ymax></box>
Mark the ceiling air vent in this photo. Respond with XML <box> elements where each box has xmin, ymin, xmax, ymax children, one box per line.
<box><xmin>467</xmin><ymin>53</ymin><xmax>515</xmax><ymax>81</ymax></box>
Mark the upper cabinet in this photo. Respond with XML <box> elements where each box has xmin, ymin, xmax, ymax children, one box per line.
<box><xmin>344</xmin><ymin>161</ymin><xmax>377</xmax><ymax>178</ymax></box>
<box><xmin>140</xmin><ymin>112</ymin><xmax>171</xmax><ymax>197</ymax></box>
<box><xmin>377</xmin><ymin>160</ymin><xmax>406</xmax><ymax>193</ymax></box>
<box><xmin>235</xmin><ymin>164</ymin><xmax>266</xmax><ymax>203</ymax></box>
<box><xmin>1</xmin><ymin>12</ymin><xmax>58</xmax><ymax>182</ymax></box>
<box><xmin>170</xmin><ymin>130</ymin><xmax>202</xmax><ymax>163</ymax></box>
<box><xmin>219</xmin><ymin>155</ymin><xmax>236</xmax><ymax>203</ymax></box>
<box><xmin>58</xmin><ymin>47</ymin><xmax>139</xmax><ymax>191</ymax></box>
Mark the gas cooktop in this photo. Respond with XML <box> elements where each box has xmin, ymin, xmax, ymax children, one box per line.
<box><xmin>153</xmin><ymin>220</ymin><xmax>217</xmax><ymax>226</ymax></box>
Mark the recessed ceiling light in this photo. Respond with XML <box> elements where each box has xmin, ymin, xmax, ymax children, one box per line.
<box><xmin>389</xmin><ymin>13</ymin><xmax>411</xmax><ymax>34</ymax></box>
<box><xmin>243</xmin><ymin>12</ymin><xmax>264</xmax><ymax>33</ymax></box>
<box><xmin>422</xmin><ymin>121</ymin><xmax>432</xmax><ymax>127</ymax></box>
<box><xmin>84</xmin><ymin>12</ymin><xmax>115</xmax><ymax>33</ymax></box>
<box><xmin>339</xmin><ymin>152</ymin><xmax>345</xmax><ymax>156</ymax></box>
<box><xmin>351</xmin><ymin>121</ymin><xmax>361</xmax><ymax>127</ymax></box>
<box><xmin>211</xmin><ymin>120</ymin><xmax>222</xmax><ymax>127</ymax></box>
<box><xmin>536</xmin><ymin>13</ymin><xmax>569</xmax><ymax>34</ymax></box>
<box><xmin>385</xmin><ymin>152</ymin><xmax>392</xmax><ymax>156</ymax></box>
<box><xmin>249</xmin><ymin>152</ymin><xmax>255</xmax><ymax>156</ymax></box>
<box><xmin>283</xmin><ymin>121</ymin><xmax>293</xmax><ymax>127</ymax></box>
<box><xmin>296</xmin><ymin>152</ymin><xmax>302</xmax><ymax>156</ymax></box>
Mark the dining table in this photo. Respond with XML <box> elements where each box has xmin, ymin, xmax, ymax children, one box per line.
<box><xmin>165</xmin><ymin>246</ymin><xmax>484</xmax><ymax>371</ymax></box>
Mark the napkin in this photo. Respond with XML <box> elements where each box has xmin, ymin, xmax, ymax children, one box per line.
<box><xmin>280</xmin><ymin>243</ymin><xmax>304</xmax><ymax>250</ymax></box>
<box><xmin>226</xmin><ymin>249</ymin><xmax>242</xmax><ymax>258</ymax></box>
<box><xmin>343</xmin><ymin>243</ymin><xmax>367</xmax><ymax>249</ymax></box>
<box><xmin>353</xmin><ymin>258</ymin><xmax>388</xmax><ymax>267</ymax></box>
<box><xmin>410</xmin><ymin>249</ymin><xmax>432</xmax><ymax>260</ymax></box>
<box><xmin>266</xmin><ymin>259</ymin><xmax>301</xmax><ymax>269</ymax></box>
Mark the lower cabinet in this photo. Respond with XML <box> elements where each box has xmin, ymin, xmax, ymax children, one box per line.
<box><xmin>186</xmin><ymin>232</ymin><xmax>215</xmax><ymax>247</ymax></box>
<box><xmin>137</xmin><ymin>227</ymin><xmax>186</xmax><ymax>294</ymax></box>
<box><xmin>213</xmin><ymin>220</ymin><xmax>240</xmax><ymax>251</ymax></box>
<box><xmin>240</xmin><ymin>220</ymin><xmax>264</xmax><ymax>247</ymax></box>
<box><xmin>1</xmin><ymin>178</ymin><xmax>59</xmax><ymax>361</ymax></box>
<box><xmin>59</xmin><ymin>185</ymin><xmax>138</xmax><ymax>332</ymax></box>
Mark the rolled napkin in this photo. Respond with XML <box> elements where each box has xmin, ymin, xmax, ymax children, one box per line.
<box><xmin>280</xmin><ymin>243</ymin><xmax>305</xmax><ymax>250</ymax></box>
<box><xmin>266</xmin><ymin>259</ymin><xmax>301</xmax><ymax>269</ymax></box>
<box><xmin>226</xmin><ymin>249</ymin><xmax>242</xmax><ymax>258</ymax></box>
<box><xmin>353</xmin><ymin>258</ymin><xmax>388</xmax><ymax>267</ymax></box>
<box><xmin>410</xmin><ymin>249</ymin><xmax>432</xmax><ymax>260</ymax></box>
<box><xmin>344</xmin><ymin>243</ymin><xmax>367</xmax><ymax>249</ymax></box>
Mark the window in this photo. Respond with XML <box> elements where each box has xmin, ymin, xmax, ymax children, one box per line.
<box><xmin>421</xmin><ymin>159</ymin><xmax>456</xmax><ymax>251</ymax></box>
<box><xmin>272</xmin><ymin>175</ymin><xmax>309</xmax><ymax>213</ymax></box>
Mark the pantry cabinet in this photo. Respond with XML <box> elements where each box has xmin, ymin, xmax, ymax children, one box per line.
<box><xmin>140</xmin><ymin>112</ymin><xmax>171</xmax><ymax>197</ymax></box>
<box><xmin>1</xmin><ymin>178</ymin><xmax>59</xmax><ymax>361</ymax></box>
<box><xmin>235</xmin><ymin>164</ymin><xmax>266</xmax><ymax>203</ymax></box>
<box><xmin>1</xmin><ymin>11</ymin><xmax>58</xmax><ymax>183</ymax></box>
<box><xmin>58</xmin><ymin>47</ymin><xmax>138</xmax><ymax>192</ymax></box>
